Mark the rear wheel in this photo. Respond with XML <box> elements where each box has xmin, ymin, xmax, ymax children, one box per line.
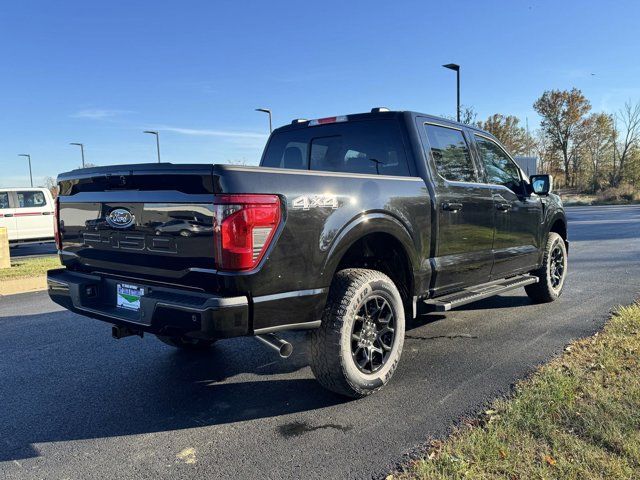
<box><xmin>310</xmin><ymin>268</ymin><xmax>405</xmax><ymax>398</ymax></box>
<box><xmin>525</xmin><ymin>232</ymin><xmax>567</xmax><ymax>303</ymax></box>
<box><xmin>156</xmin><ymin>335</ymin><xmax>216</xmax><ymax>350</ymax></box>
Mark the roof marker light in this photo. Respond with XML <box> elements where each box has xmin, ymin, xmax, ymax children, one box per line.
<box><xmin>371</xmin><ymin>107</ymin><xmax>390</xmax><ymax>113</ymax></box>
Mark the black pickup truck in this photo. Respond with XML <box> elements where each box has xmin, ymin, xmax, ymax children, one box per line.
<box><xmin>48</xmin><ymin>109</ymin><xmax>568</xmax><ymax>397</ymax></box>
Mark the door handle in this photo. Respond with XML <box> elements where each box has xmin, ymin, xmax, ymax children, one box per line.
<box><xmin>442</xmin><ymin>202</ymin><xmax>463</xmax><ymax>212</ymax></box>
<box><xmin>496</xmin><ymin>202</ymin><xmax>512</xmax><ymax>211</ymax></box>
<box><xmin>42</xmin><ymin>212</ymin><xmax>52</xmax><ymax>215</ymax></box>
<box><xmin>3</xmin><ymin>213</ymin><xmax>13</xmax><ymax>218</ymax></box>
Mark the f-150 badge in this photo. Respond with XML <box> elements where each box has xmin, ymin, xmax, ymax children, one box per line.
<box><xmin>292</xmin><ymin>194</ymin><xmax>339</xmax><ymax>210</ymax></box>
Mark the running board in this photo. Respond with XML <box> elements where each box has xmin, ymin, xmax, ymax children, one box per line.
<box><xmin>424</xmin><ymin>275</ymin><xmax>538</xmax><ymax>312</ymax></box>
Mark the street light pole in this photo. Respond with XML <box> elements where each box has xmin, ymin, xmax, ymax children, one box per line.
<box><xmin>18</xmin><ymin>154</ymin><xmax>33</xmax><ymax>187</ymax></box>
<box><xmin>143</xmin><ymin>131</ymin><xmax>161</xmax><ymax>163</ymax></box>
<box><xmin>443</xmin><ymin>63</ymin><xmax>461</xmax><ymax>122</ymax></box>
<box><xmin>255</xmin><ymin>108</ymin><xmax>272</xmax><ymax>133</ymax></box>
<box><xmin>70</xmin><ymin>142</ymin><xmax>85</xmax><ymax>168</ymax></box>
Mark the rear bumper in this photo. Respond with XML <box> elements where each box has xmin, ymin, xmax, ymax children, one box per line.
<box><xmin>47</xmin><ymin>268</ymin><xmax>249</xmax><ymax>339</ymax></box>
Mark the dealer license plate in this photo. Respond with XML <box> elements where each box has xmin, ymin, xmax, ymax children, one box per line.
<box><xmin>116</xmin><ymin>283</ymin><xmax>144</xmax><ymax>311</ymax></box>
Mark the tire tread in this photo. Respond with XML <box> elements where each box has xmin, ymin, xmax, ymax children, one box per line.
<box><xmin>525</xmin><ymin>232</ymin><xmax>566</xmax><ymax>303</ymax></box>
<box><xmin>310</xmin><ymin>268</ymin><xmax>401</xmax><ymax>398</ymax></box>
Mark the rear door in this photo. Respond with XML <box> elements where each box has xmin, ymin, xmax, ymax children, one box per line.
<box><xmin>0</xmin><ymin>191</ymin><xmax>18</xmax><ymax>241</ymax></box>
<box><xmin>420</xmin><ymin>122</ymin><xmax>495</xmax><ymax>294</ymax></box>
<box><xmin>14</xmin><ymin>189</ymin><xmax>54</xmax><ymax>240</ymax></box>
<box><xmin>472</xmin><ymin>134</ymin><xmax>542</xmax><ymax>277</ymax></box>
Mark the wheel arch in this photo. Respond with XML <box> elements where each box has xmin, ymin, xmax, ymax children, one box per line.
<box><xmin>548</xmin><ymin>214</ymin><xmax>569</xmax><ymax>252</ymax></box>
<box><xmin>322</xmin><ymin>213</ymin><xmax>419</xmax><ymax>316</ymax></box>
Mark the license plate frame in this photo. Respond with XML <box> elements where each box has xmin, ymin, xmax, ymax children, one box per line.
<box><xmin>116</xmin><ymin>283</ymin><xmax>145</xmax><ymax>311</ymax></box>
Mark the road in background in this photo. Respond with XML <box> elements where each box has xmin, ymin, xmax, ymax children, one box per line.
<box><xmin>9</xmin><ymin>242</ymin><xmax>56</xmax><ymax>258</ymax></box>
<box><xmin>1</xmin><ymin>205</ymin><xmax>639</xmax><ymax>479</ymax></box>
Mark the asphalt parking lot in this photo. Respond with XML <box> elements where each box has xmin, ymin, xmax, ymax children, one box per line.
<box><xmin>1</xmin><ymin>205</ymin><xmax>639</xmax><ymax>480</ymax></box>
<box><xmin>8</xmin><ymin>242</ymin><xmax>56</xmax><ymax>259</ymax></box>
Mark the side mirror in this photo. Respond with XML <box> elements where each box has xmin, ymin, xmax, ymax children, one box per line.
<box><xmin>530</xmin><ymin>174</ymin><xmax>553</xmax><ymax>195</ymax></box>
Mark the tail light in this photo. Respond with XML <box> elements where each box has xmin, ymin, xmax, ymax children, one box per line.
<box><xmin>213</xmin><ymin>194</ymin><xmax>281</xmax><ymax>271</ymax></box>
<box><xmin>54</xmin><ymin>198</ymin><xmax>62</xmax><ymax>250</ymax></box>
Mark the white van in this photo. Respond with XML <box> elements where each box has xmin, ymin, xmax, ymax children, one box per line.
<box><xmin>0</xmin><ymin>188</ymin><xmax>56</xmax><ymax>244</ymax></box>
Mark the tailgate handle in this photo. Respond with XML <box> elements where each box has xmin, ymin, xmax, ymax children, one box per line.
<box><xmin>442</xmin><ymin>202</ymin><xmax>463</xmax><ymax>212</ymax></box>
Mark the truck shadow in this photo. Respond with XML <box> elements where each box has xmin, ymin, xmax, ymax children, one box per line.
<box><xmin>0</xmin><ymin>295</ymin><xmax>524</xmax><ymax>463</ymax></box>
<box><xmin>0</xmin><ymin>313</ymin><xmax>350</xmax><ymax>462</ymax></box>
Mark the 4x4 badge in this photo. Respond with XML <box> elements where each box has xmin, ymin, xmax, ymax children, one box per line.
<box><xmin>292</xmin><ymin>194</ymin><xmax>339</xmax><ymax>210</ymax></box>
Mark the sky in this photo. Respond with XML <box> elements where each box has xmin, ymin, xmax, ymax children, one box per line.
<box><xmin>1</xmin><ymin>0</ymin><xmax>639</xmax><ymax>187</ymax></box>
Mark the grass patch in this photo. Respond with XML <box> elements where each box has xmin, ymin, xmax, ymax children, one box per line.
<box><xmin>0</xmin><ymin>255</ymin><xmax>60</xmax><ymax>280</ymax></box>
<box><xmin>394</xmin><ymin>303</ymin><xmax>640</xmax><ymax>479</ymax></box>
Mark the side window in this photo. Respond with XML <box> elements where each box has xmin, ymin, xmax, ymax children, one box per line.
<box><xmin>474</xmin><ymin>136</ymin><xmax>522</xmax><ymax>192</ymax></box>
<box><xmin>0</xmin><ymin>192</ymin><xmax>9</xmax><ymax>209</ymax></box>
<box><xmin>424</xmin><ymin>124</ymin><xmax>476</xmax><ymax>182</ymax></box>
<box><xmin>17</xmin><ymin>191</ymin><xmax>46</xmax><ymax>208</ymax></box>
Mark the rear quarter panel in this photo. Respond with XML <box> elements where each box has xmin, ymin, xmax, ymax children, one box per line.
<box><xmin>214</xmin><ymin>165</ymin><xmax>431</xmax><ymax>331</ymax></box>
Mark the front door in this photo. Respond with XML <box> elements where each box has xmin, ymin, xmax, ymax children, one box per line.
<box><xmin>472</xmin><ymin>134</ymin><xmax>542</xmax><ymax>277</ymax></box>
<box><xmin>421</xmin><ymin>123</ymin><xmax>495</xmax><ymax>295</ymax></box>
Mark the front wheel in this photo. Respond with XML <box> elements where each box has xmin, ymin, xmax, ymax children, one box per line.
<box><xmin>310</xmin><ymin>268</ymin><xmax>405</xmax><ymax>398</ymax></box>
<box><xmin>525</xmin><ymin>232</ymin><xmax>567</xmax><ymax>303</ymax></box>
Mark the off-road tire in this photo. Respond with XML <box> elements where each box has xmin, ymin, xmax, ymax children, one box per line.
<box><xmin>525</xmin><ymin>232</ymin><xmax>567</xmax><ymax>303</ymax></box>
<box><xmin>156</xmin><ymin>335</ymin><xmax>216</xmax><ymax>350</ymax></box>
<box><xmin>310</xmin><ymin>268</ymin><xmax>405</xmax><ymax>398</ymax></box>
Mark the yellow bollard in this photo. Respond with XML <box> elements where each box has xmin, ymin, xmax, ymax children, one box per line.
<box><xmin>0</xmin><ymin>227</ymin><xmax>10</xmax><ymax>269</ymax></box>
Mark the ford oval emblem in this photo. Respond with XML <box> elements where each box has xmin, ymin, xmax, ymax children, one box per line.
<box><xmin>106</xmin><ymin>208</ymin><xmax>135</xmax><ymax>229</ymax></box>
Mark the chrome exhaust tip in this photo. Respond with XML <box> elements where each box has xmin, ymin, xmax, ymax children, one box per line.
<box><xmin>255</xmin><ymin>333</ymin><xmax>293</xmax><ymax>358</ymax></box>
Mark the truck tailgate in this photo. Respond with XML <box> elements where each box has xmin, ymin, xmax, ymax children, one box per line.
<box><xmin>57</xmin><ymin>164</ymin><xmax>217</xmax><ymax>284</ymax></box>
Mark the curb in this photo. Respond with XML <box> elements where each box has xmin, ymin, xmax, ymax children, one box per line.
<box><xmin>0</xmin><ymin>275</ymin><xmax>48</xmax><ymax>296</ymax></box>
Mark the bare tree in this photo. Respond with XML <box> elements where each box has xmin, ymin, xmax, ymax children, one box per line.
<box><xmin>78</xmin><ymin>162</ymin><xmax>98</xmax><ymax>169</ymax></box>
<box><xmin>225</xmin><ymin>158</ymin><xmax>249</xmax><ymax>166</ymax></box>
<box><xmin>42</xmin><ymin>176</ymin><xmax>58</xmax><ymax>198</ymax></box>
<box><xmin>580</xmin><ymin>113</ymin><xmax>614</xmax><ymax>191</ymax></box>
<box><xmin>460</xmin><ymin>105</ymin><xmax>477</xmax><ymax>125</ymax></box>
<box><xmin>611</xmin><ymin>100</ymin><xmax>640</xmax><ymax>186</ymax></box>
<box><xmin>534</xmin><ymin>88</ymin><xmax>591</xmax><ymax>187</ymax></box>
<box><xmin>442</xmin><ymin>105</ymin><xmax>477</xmax><ymax>125</ymax></box>
<box><xmin>532</xmin><ymin>129</ymin><xmax>561</xmax><ymax>176</ymax></box>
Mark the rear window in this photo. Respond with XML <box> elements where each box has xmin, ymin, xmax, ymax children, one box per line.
<box><xmin>17</xmin><ymin>191</ymin><xmax>46</xmax><ymax>208</ymax></box>
<box><xmin>261</xmin><ymin>120</ymin><xmax>411</xmax><ymax>176</ymax></box>
<box><xmin>0</xmin><ymin>192</ymin><xmax>9</xmax><ymax>209</ymax></box>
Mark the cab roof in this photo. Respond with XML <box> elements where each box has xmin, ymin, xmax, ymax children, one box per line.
<box><xmin>274</xmin><ymin>109</ymin><xmax>494</xmax><ymax>139</ymax></box>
